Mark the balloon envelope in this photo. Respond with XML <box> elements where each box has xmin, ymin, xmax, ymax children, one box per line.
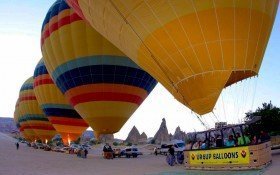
<box><xmin>18</xmin><ymin>77</ymin><xmax>57</xmax><ymax>142</ymax></box>
<box><xmin>34</xmin><ymin>59</ymin><xmax>88</xmax><ymax>144</ymax></box>
<box><xmin>66</xmin><ymin>0</ymin><xmax>279</xmax><ymax>115</ymax></box>
<box><xmin>41</xmin><ymin>0</ymin><xmax>157</xmax><ymax>136</ymax></box>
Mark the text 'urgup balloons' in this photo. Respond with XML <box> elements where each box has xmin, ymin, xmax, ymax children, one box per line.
<box><xmin>41</xmin><ymin>0</ymin><xmax>157</xmax><ymax>137</ymax></box>
<box><xmin>18</xmin><ymin>77</ymin><xmax>57</xmax><ymax>142</ymax></box>
<box><xmin>67</xmin><ymin>0</ymin><xmax>279</xmax><ymax>115</ymax></box>
<box><xmin>34</xmin><ymin>59</ymin><xmax>88</xmax><ymax>144</ymax></box>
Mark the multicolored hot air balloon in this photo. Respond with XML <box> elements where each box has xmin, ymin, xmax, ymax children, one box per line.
<box><xmin>14</xmin><ymin>99</ymin><xmax>26</xmax><ymax>139</ymax></box>
<box><xmin>67</xmin><ymin>0</ymin><xmax>279</xmax><ymax>115</ymax></box>
<box><xmin>34</xmin><ymin>59</ymin><xmax>88</xmax><ymax>144</ymax></box>
<box><xmin>18</xmin><ymin>77</ymin><xmax>57</xmax><ymax>143</ymax></box>
<box><xmin>41</xmin><ymin>0</ymin><xmax>157</xmax><ymax>137</ymax></box>
<box><xmin>18</xmin><ymin>80</ymin><xmax>38</xmax><ymax>142</ymax></box>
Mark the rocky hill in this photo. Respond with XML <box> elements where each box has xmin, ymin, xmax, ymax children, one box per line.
<box><xmin>172</xmin><ymin>126</ymin><xmax>186</xmax><ymax>140</ymax></box>
<box><xmin>0</xmin><ymin>117</ymin><xmax>18</xmax><ymax>133</ymax></box>
<box><xmin>153</xmin><ymin>118</ymin><xmax>170</xmax><ymax>144</ymax></box>
<box><xmin>126</xmin><ymin>126</ymin><xmax>141</xmax><ymax>144</ymax></box>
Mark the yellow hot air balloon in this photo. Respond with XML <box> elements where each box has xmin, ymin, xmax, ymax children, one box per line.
<box><xmin>14</xmin><ymin>99</ymin><xmax>26</xmax><ymax>139</ymax></box>
<box><xmin>66</xmin><ymin>0</ymin><xmax>279</xmax><ymax>115</ymax></box>
<box><xmin>18</xmin><ymin>77</ymin><xmax>57</xmax><ymax>142</ymax></box>
<box><xmin>34</xmin><ymin>59</ymin><xmax>88</xmax><ymax>144</ymax></box>
<box><xmin>41</xmin><ymin>0</ymin><xmax>157</xmax><ymax>137</ymax></box>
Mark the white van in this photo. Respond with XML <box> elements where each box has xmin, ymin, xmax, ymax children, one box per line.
<box><xmin>159</xmin><ymin>140</ymin><xmax>186</xmax><ymax>154</ymax></box>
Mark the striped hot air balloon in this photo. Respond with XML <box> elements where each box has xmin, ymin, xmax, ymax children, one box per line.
<box><xmin>18</xmin><ymin>77</ymin><xmax>57</xmax><ymax>143</ymax></box>
<box><xmin>41</xmin><ymin>0</ymin><xmax>157</xmax><ymax>137</ymax></box>
<box><xmin>18</xmin><ymin>80</ymin><xmax>38</xmax><ymax>142</ymax></box>
<box><xmin>34</xmin><ymin>59</ymin><xmax>88</xmax><ymax>144</ymax></box>
<box><xmin>66</xmin><ymin>0</ymin><xmax>279</xmax><ymax>115</ymax></box>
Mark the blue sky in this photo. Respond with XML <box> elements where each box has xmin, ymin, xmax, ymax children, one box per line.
<box><xmin>0</xmin><ymin>1</ymin><xmax>279</xmax><ymax>139</ymax></box>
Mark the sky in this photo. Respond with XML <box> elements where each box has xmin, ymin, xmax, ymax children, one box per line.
<box><xmin>0</xmin><ymin>1</ymin><xmax>279</xmax><ymax>140</ymax></box>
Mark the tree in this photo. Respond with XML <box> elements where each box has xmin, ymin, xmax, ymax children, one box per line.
<box><xmin>245</xmin><ymin>102</ymin><xmax>280</xmax><ymax>136</ymax></box>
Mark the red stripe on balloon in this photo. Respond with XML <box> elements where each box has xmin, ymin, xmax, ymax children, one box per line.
<box><xmin>34</xmin><ymin>78</ymin><xmax>54</xmax><ymax>87</ymax></box>
<box><xmin>19</xmin><ymin>96</ymin><xmax>36</xmax><ymax>102</ymax></box>
<box><xmin>41</xmin><ymin>12</ymin><xmax>82</xmax><ymax>45</ymax></box>
<box><xmin>48</xmin><ymin>117</ymin><xmax>88</xmax><ymax>127</ymax></box>
<box><xmin>26</xmin><ymin>125</ymin><xmax>55</xmax><ymax>131</ymax></box>
<box><xmin>69</xmin><ymin>92</ymin><xmax>144</xmax><ymax>106</ymax></box>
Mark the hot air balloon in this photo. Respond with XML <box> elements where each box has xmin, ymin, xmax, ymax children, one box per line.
<box><xmin>18</xmin><ymin>80</ymin><xmax>38</xmax><ymax>142</ymax></box>
<box><xmin>66</xmin><ymin>0</ymin><xmax>278</xmax><ymax>115</ymax></box>
<box><xmin>34</xmin><ymin>59</ymin><xmax>88</xmax><ymax>144</ymax></box>
<box><xmin>18</xmin><ymin>77</ymin><xmax>57</xmax><ymax>143</ymax></box>
<box><xmin>14</xmin><ymin>99</ymin><xmax>26</xmax><ymax>139</ymax></box>
<box><xmin>41</xmin><ymin>0</ymin><xmax>157</xmax><ymax>137</ymax></box>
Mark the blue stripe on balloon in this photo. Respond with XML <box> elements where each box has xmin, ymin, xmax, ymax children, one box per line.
<box><xmin>51</xmin><ymin>56</ymin><xmax>141</xmax><ymax>81</ymax></box>
<box><xmin>55</xmin><ymin>64</ymin><xmax>157</xmax><ymax>94</ymax></box>
<box><xmin>42</xmin><ymin>107</ymin><xmax>82</xmax><ymax>119</ymax></box>
<box><xmin>42</xmin><ymin>0</ymin><xmax>70</xmax><ymax>32</ymax></box>
<box><xmin>41</xmin><ymin>104</ymin><xmax>73</xmax><ymax>110</ymax></box>
<box><xmin>34</xmin><ymin>63</ymin><xmax>49</xmax><ymax>78</ymax></box>
<box><xmin>20</xmin><ymin>84</ymin><xmax>33</xmax><ymax>91</ymax></box>
<box><xmin>20</xmin><ymin>114</ymin><xmax>48</xmax><ymax>121</ymax></box>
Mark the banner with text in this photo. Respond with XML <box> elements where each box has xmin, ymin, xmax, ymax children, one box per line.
<box><xmin>189</xmin><ymin>146</ymin><xmax>250</xmax><ymax>165</ymax></box>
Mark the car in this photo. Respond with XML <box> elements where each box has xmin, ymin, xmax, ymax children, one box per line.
<box><xmin>60</xmin><ymin>147</ymin><xmax>71</xmax><ymax>153</ymax></box>
<box><xmin>52</xmin><ymin>146</ymin><xmax>63</xmax><ymax>152</ymax></box>
<box><xmin>36</xmin><ymin>143</ymin><xmax>44</xmax><ymax>149</ymax></box>
<box><xmin>44</xmin><ymin>145</ymin><xmax>51</xmax><ymax>151</ymax></box>
<box><xmin>113</xmin><ymin>148</ymin><xmax>123</xmax><ymax>158</ymax></box>
<box><xmin>124</xmin><ymin>147</ymin><xmax>142</xmax><ymax>158</ymax></box>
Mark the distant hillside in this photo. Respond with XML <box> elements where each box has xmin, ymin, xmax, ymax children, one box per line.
<box><xmin>0</xmin><ymin>117</ymin><xmax>18</xmax><ymax>133</ymax></box>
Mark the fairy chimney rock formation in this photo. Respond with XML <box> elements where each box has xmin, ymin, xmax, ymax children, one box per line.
<box><xmin>126</xmin><ymin>126</ymin><xmax>141</xmax><ymax>144</ymax></box>
<box><xmin>153</xmin><ymin>118</ymin><xmax>170</xmax><ymax>144</ymax></box>
<box><xmin>172</xmin><ymin>126</ymin><xmax>186</xmax><ymax>141</ymax></box>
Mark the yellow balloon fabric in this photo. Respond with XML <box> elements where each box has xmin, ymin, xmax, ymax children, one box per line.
<box><xmin>67</xmin><ymin>0</ymin><xmax>279</xmax><ymax>115</ymax></box>
<box><xmin>18</xmin><ymin>77</ymin><xmax>57</xmax><ymax>142</ymax></box>
<box><xmin>41</xmin><ymin>0</ymin><xmax>157</xmax><ymax>136</ymax></box>
<box><xmin>34</xmin><ymin>59</ymin><xmax>88</xmax><ymax>144</ymax></box>
<box><xmin>14</xmin><ymin>99</ymin><xmax>27</xmax><ymax>140</ymax></box>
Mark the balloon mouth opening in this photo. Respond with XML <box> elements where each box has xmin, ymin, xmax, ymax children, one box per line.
<box><xmin>225</xmin><ymin>70</ymin><xmax>257</xmax><ymax>87</ymax></box>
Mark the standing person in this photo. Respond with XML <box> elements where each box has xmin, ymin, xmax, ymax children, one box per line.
<box><xmin>16</xmin><ymin>142</ymin><xmax>19</xmax><ymax>150</ymax></box>
<box><xmin>84</xmin><ymin>148</ymin><xmax>88</xmax><ymax>158</ymax></box>
<box><xmin>260</xmin><ymin>131</ymin><xmax>270</xmax><ymax>143</ymax></box>
<box><xmin>237</xmin><ymin>133</ymin><xmax>250</xmax><ymax>146</ymax></box>
<box><xmin>167</xmin><ymin>145</ymin><xmax>176</xmax><ymax>166</ymax></box>
<box><xmin>225</xmin><ymin>135</ymin><xmax>235</xmax><ymax>147</ymax></box>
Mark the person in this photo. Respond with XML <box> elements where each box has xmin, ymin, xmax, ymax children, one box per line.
<box><xmin>84</xmin><ymin>148</ymin><xmax>88</xmax><ymax>158</ymax></box>
<box><xmin>167</xmin><ymin>145</ymin><xmax>176</xmax><ymax>166</ymax></box>
<box><xmin>225</xmin><ymin>135</ymin><xmax>235</xmax><ymax>147</ymax></box>
<box><xmin>209</xmin><ymin>137</ymin><xmax>216</xmax><ymax>148</ymax></box>
<box><xmin>237</xmin><ymin>133</ymin><xmax>250</xmax><ymax>146</ymax></box>
<box><xmin>192</xmin><ymin>141</ymin><xmax>200</xmax><ymax>150</ymax></box>
<box><xmin>103</xmin><ymin>143</ymin><xmax>113</xmax><ymax>159</ymax></box>
<box><xmin>216</xmin><ymin>135</ymin><xmax>223</xmax><ymax>147</ymax></box>
<box><xmin>260</xmin><ymin>131</ymin><xmax>270</xmax><ymax>143</ymax></box>
<box><xmin>251</xmin><ymin>135</ymin><xmax>258</xmax><ymax>145</ymax></box>
<box><xmin>168</xmin><ymin>145</ymin><xmax>175</xmax><ymax>157</ymax></box>
<box><xmin>185</xmin><ymin>141</ymin><xmax>193</xmax><ymax>150</ymax></box>
<box><xmin>200</xmin><ymin>140</ymin><xmax>207</xmax><ymax>149</ymax></box>
<box><xmin>154</xmin><ymin>147</ymin><xmax>158</xmax><ymax>155</ymax></box>
<box><xmin>16</xmin><ymin>142</ymin><xmax>19</xmax><ymax>150</ymax></box>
